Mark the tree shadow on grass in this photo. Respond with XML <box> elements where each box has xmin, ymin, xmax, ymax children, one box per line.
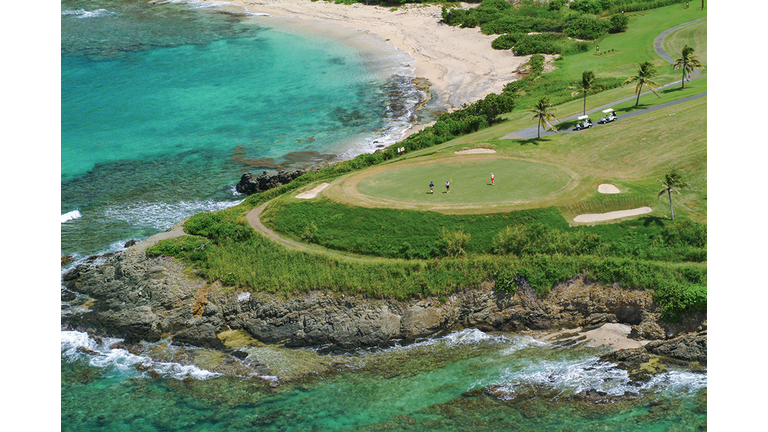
<box><xmin>516</xmin><ymin>137</ymin><xmax>554</xmax><ymax>146</ymax></box>
<box><xmin>640</xmin><ymin>215</ymin><xmax>668</xmax><ymax>228</ymax></box>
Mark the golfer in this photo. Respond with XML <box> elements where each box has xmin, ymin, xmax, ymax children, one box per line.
<box><xmin>445</xmin><ymin>180</ymin><xmax>451</xmax><ymax>193</ymax></box>
<box><xmin>429</xmin><ymin>181</ymin><xmax>434</xmax><ymax>194</ymax></box>
<box><xmin>490</xmin><ymin>173</ymin><xmax>495</xmax><ymax>186</ymax></box>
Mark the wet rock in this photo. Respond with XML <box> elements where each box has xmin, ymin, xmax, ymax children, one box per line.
<box><xmin>235</xmin><ymin>169</ymin><xmax>306</xmax><ymax>195</ymax></box>
<box><xmin>644</xmin><ymin>330</ymin><xmax>707</xmax><ymax>364</ymax></box>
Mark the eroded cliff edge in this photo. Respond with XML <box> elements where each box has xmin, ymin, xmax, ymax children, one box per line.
<box><xmin>62</xmin><ymin>223</ymin><xmax>706</xmax><ymax>368</ymax></box>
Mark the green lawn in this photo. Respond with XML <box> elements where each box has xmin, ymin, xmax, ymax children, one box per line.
<box><xmin>356</xmin><ymin>157</ymin><xmax>574</xmax><ymax>205</ymax></box>
<box><xmin>662</xmin><ymin>18</ymin><xmax>707</xmax><ymax>71</ymax></box>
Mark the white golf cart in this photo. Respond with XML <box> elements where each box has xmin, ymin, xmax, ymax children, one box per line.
<box><xmin>575</xmin><ymin>115</ymin><xmax>593</xmax><ymax>130</ymax></box>
<box><xmin>599</xmin><ymin>108</ymin><xmax>618</xmax><ymax>124</ymax></box>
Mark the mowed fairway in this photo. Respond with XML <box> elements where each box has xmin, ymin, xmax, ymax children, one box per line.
<box><xmin>329</xmin><ymin>155</ymin><xmax>577</xmax><ymax>212</ymax></box>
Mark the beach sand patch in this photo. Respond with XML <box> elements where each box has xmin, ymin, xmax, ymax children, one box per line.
<box><xmin>454</xmin><ymin>148</ymin><xmax>497</xmax><ymax>154</ymax></box>
<box><xmin>296</xmin><ymin>182</ymin><xmax>330</xmax><ymax>199</ymax></box>
<box><xmin>598</xmin><ymin>184</ymin><xmax>621</xmax><ymax>194</ymax></box>
<box><xmin>584</xmin><ymin>323</ymin><xmax>647</xmax><ymax>350</ymax></box>
<box><xmin>574</xmin><ymin>207</ymin><xmax>652</xmax><ymax>223</ymax></box>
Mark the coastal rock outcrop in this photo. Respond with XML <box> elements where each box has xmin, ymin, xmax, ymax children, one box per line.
<box><xmin>235</xmin><ymin>169</ymin><xmax>306</xmax><ymax>195</ymax></box>
<box><xmin>598</xmin><ymin>330</ymin><xmax>707</xmax><ymax>381</ymax></box>
<box><xmin>61</xmin><ymin>230</ymin><xmax>706</xmax><ymax>359</ymax></box>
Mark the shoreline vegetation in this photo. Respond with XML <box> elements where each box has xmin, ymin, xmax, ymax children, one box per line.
<box><xmin>66</xmin><ymin>1</ymin><xmax>706</xmax><ymax>348</ymax></box>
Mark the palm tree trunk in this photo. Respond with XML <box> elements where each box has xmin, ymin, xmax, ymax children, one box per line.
<box><xmin>681</xmin><ymin>61</ymin><xmax>687</xmax><ymax>89</ymax></box>
<box><xmin>583</xmin><ymin>93</ymin><xmax>587</xmax><ymax>116</ymax></box>
<box><xmin>668</xmin><ymin>189</ymin><xmax>674</xmax><ymax>220</ymax></box>
<box><xmin>635</xmin><ymin>89</ymin><xmax>641</xmax><ymax>107</ymax></box>
<box><xmin>537</xmin><ymin>118</ymin><xmax>542</xmax><ymax>138</ymax></box>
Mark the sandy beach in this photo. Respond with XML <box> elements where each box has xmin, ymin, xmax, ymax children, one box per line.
<box><xmin>221</xmin><ymin>0</ymin><xmax>530</xmax><ymax>108</ymax></box>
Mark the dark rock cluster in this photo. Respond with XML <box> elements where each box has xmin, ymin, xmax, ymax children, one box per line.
<box><xmin>235</xmin><ymin>169</ymin><xmax>306</xmax><ymax>195</ymax></box>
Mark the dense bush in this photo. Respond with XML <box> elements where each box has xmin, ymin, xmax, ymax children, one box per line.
<box><xmin>609</xmin><ymin>13</ymin><xmax>629</xmax><ymax>33</ymax></box>
<box><xmin>564</xmin><ymin>15</ymin><xmax>610</xmax><ymax>40</ymax></box>
<box><xmin>184</xmin><ymin>212</ymin><xmax>253</xmax><ymax>244</ymax></box>
<box><xmin>569</xmin><ymin>0</ymin><xmax>612</xmax><ymax>14</ymax></box>
<box><xmin>438</xmin><ymin>228</ymin><xmax>472</xmax><ymax>257</ymax></box>
<box><xmin>658</xmin><ymin>219</ymin><xmax>707</xmax><ymax>248</ymax></box>
<box><xmin>491</xmin><ymin>32</ymin><xmax>590</xmax><ymax>55</ymax></box>
<box><xmin>653</xmin><ymin>281</ymin><xmax>707</xmax><ymax>322</ymax></box>
<box><xmin>606</xmin><ymin>0</ymin><xmax>684</xmax><ymax>14</ymax></box>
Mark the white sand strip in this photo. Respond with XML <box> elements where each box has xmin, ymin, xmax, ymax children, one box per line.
<box><xmin>574</xmin><ymin>207</ymin><xmax>653</xmax><ymax>223</ymax></box>
<box><xmin>296</xmin><ymin>182</ymin><xmax>330</xmax><ymax>199</ymax></box>
<box><xmin>598</xmin><ymin>184</ymin><xmax>620</xmax><ymax>194</ymax></box>
<box><xmin>454</xmin><ymin>148</ymin><xmax>497</xmax><ymax>154</ymax></box>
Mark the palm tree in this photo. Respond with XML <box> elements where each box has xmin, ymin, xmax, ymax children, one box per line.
<box><xmin>657</xmin><ymin>171</ymin><xmax>689</xmax><ymax>220</ymax></box>
<box><xmin>624</xmin><ymin>62</ymin><xmax>661</xmax><ymax>107</ymax></box>
<box><xmin>570</xmin><ymin>70</ymin><xmax>602</xmax><ymax>116</ymax></box>
<box><xmin>527</xmin><ymin>97</ymin><xmax>560</xmax><ymax>139</ymax></box>
<box><xmin>673</xmin><ymin>45</ymin><xmax>703</xmax><ymax>89</ymax></box>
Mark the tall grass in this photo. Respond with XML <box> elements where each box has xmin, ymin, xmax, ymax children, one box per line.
<box><xmin>261</xmin><ymin>197</ymin><xmax>706</xmax><ymax>263</ymax></box>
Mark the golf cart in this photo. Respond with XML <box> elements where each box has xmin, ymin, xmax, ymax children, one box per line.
<box><xmin>599</xmin><ymin>108</ymin><xmax>618</xmax><ymax>124</ymax></box>
<box><xmin>574</xmin><ymin>115</ymin><xmax>593</xmax><ymax>130</ymax></box>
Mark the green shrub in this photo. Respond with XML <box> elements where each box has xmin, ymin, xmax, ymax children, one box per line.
<box><xmin>437</xmin><ymin>227</ymin><xmax>472</xmax><ymax>258</ymax></box>
<box><xmin>659</xmin><ymin>220</ymin><xmax>707</xmax><ymax>248</ymax></box>
<box><xmin>146</xmin><ymin>235</ymin><xmax>209</xmax><ymax>260</ymax></box>
<box><xmin>609</xmin><ymin>13</ymin><xmax>629</xmax><ymax>33</ymax></box>
<box><xmin>184</xmin><ymin>212</ymin><xmax>253</xmax><ymax>244</ymax></box>
<box><xmin>564</xmin><ymin>15</ymin><xmax>609</xmax><ymax>40</ymax></box>
<box><xmin>494</xmin><ymin>266</ymin><xmax>518</xmax><ymax>294</ymax></box>
<box><xmin>654</xmin><ymin>282</ymin><xmax>707</xmax><ymax>322</ymax></box>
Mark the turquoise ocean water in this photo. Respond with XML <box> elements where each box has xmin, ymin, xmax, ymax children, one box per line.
<box><xmin>60</xmin><ymin>1</ymin><xmax>706</xmax><ymax>430</ymax></box>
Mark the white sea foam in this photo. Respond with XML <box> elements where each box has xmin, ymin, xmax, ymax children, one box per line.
<box><xmin>62</xmin><ymin>8</ymin><xmax>114</xmax><ymax>19</ymax></box>
<box><xmin>61</xmin><ymin>330</ymin><xmax>221</xmax><ymax>380</ymax></box>
<box><xmin>640</xmin><ymin>370</ymin><xmax>708</xmax><ymax>395</ymax></box>
<box><xmin>61</xmin><ymin>209</ymin><xmax>82</xmax><ymax>223</ymax></box>
<box><xmin>103</xmin><ymin>199</ymin><xmax>243</xmax><ymax>230</ymax></box>
<box><xmin>491</xmin><ymin>357</ymin><xmax>707</xmax><ymax>399</ymax></box>
<box><xmin>158</xmin><ymin>0</ymin><xmax>269</xmax><ymax>15</ymax></box>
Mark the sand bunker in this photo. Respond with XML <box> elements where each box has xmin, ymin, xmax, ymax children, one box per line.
<box><xmin>295</xmin><ymin>182</ymin><xmax>330</xmax><ymax>199</ymax></box>
<box><xmin>574</xmin><ymin>206</ymin><xmax>653</xmax><ymax>223</ymax></box>
<box><xmin>454</xmin><ymin>148</ymin><xmax>497</xmax><ymax>154</ymax></box>
<box><xmin>598</xmin><ymin>184</ymin><xmax>621</xmax><ymax>194</ymax></box>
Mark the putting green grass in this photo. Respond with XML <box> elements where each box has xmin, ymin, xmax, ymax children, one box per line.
<box><xmin>355</xmin><ymin>156</ymin><xmax>575</xmax><ymax>205</ymax></box>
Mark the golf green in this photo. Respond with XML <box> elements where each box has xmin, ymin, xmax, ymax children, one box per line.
<box><xmin>355</xmin><ymin>157</ymin><xmax>574</xmax><ymax>205</ymax></box>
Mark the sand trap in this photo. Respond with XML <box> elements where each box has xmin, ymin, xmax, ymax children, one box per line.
<box><xmin>295</xmin><ymin>182</ymin><xmax>330</xmax><ymax>199</ymax></box>
<box><xmin>454</xmin><ymin>148</ymin><xmax>497</xmax><ymax>154</ymax></box>
<box><xmin>598</xmin><ymin>184</ymin><xmax>621</xmax><ymax>194</ymax></box>
<box><xmin>574</xmin><ymin>206</ymin><xmax>653</xmax><ymax>223</ymax></box>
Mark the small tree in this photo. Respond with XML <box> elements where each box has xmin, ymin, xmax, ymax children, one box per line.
<box><xmin>624</xmin><ymin>61</ymin><xmax>661</xmax><ymax>107</ymax></box>
<box><xmin>527</xmin><ymin>97</ymin><xmax>560</xmax><ymax>139</ymax></box>
<box><xmin>570</xmin><ymin>70</ymin><xmax>603</xmax><ymax>116</ymax></box>
<box><xmin>609</xmin><ymin>13</ymin><xmax>629</xmax><ymax>33</ymax></box>
<box><xmin>657</xmin><ymin>171</ymin><xmax>689</xmax><ymax>220</ymax></box>
<box><xmin>673</xmin><ymin>45</ymin><xmax>704</xmax><ymax>89</ymax></box>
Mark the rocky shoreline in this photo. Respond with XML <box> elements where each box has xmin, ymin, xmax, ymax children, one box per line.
<box><xmin>62</xmin><ymin>223</ymin><xmax>706</xmax><ymax>381</ymax></box>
